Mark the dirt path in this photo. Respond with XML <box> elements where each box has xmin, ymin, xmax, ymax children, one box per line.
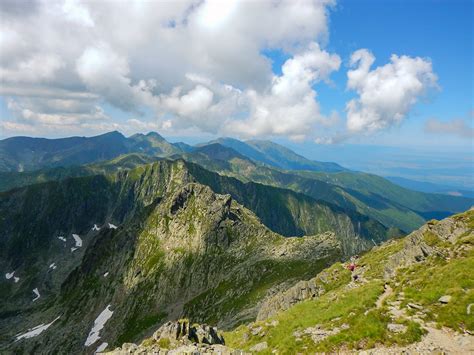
<box><xmin>359</xmin><ymin>326</ymin><xmax>474</xmax><ymax>354</ymax></box>
<box><xmin>365</xmin><ymin>284</ymin><xmax>474</xmax><ymax>354</ymax></box>
<box><xmin>375</xmin><ymin>283</ymin><xmax>392</xmax><ymax>308</ymax></box>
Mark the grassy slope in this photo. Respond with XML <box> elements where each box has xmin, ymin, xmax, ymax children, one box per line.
<box><xmin>223</xmin><ymin>210</ymin><xmax>474</xmax><ymax>353</ymax></box>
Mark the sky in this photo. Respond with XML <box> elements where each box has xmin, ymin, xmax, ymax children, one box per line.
<box><xmin>0</xmin><ymin>0</ymin><xmax>472</xmax><ymax>152</ymax></box>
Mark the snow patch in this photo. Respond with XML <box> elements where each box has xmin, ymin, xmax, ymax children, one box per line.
<box><xmin>14</xmin><ymin>277</ymin><xmax>20</xmax><ymax>283</ymax></box>
<box><xmin>49</xmin><ymin>263</ymin><xmax>57</xmax><ymax>270</ymax></box>
<box><xmin>84</xmin><ymin>304</ymin><xmax>114</xmax><ymax>347</ymax></box>
<box><xmin>32</xmin><ymin>288</ymin><xmax>40</xmax><ymax>302</ymax></box>
<box><xmin>103</xmin><ymin>272</ymin><xmax>109</xmax><ymax>277</ymax></box>
<box><xmin>71</xmin><ymin>247</ymin><xmax>77</xmax><ymax>252</ymax></box>
<box><xmin>72</xmin><ymin>234</ymin><xmax>82</xmax><ymax>247</ymax></box>
<box><xmin>92</xmin><ymin>224</ymin><xmax>101</xmax><ymax>231</ymax></box>
<box><xmin>15</xmin><ymin>316</ymin><xmax>60</xmax><ymax>341</ymax></box>
<box><xmin>5</xmin><ymin>271</ymin><xmax>15</xmax><ymax>279</ymax></box>
<box><xmin>95</xmin><ymin>342</ymin><xmax>108</xmax><ymax>353</ymax></box>
<box><xmin>58</xmin><ymin>236</ymin><xmax>66</xmax><ymax>242</ymax></box>
<box><xmin>108</xmin><ymin>223</ymin><xmax>117</xmax><ymax>229</ymax></box>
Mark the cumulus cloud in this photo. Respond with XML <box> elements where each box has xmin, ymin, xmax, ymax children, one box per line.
<box><xmin>161</xmin><ymin>85</ymin><xmax>214</xmax><ymax>118</ymax></box>
<box><xmin>345</xmin><ymin>49</ymin><xmax>438</xmax><ymax>133</ymax></box>
<box><xmin>6</xmin><ymin>98</ymin><xmax>108</xmax><ymax>126</ymax></box>
<box><xmin>75</xmin><ymin>44</ymin><xmax>157</xmax><ymax>112</ymax></box>
<box><xmin>425</xmin><ymin>117</ymin><xmax>474</xmax><ymax>139</ymax></box>
<box><xmin>147</xmin><ymin>42</ymin><xmax>340</xmax><ymax>139</ymax></box>
<box><xmin>226</xmin><ymin>42</ymin><xmax>341</xmax><ymax>139</ymax></box>
<box><xmin>0</xmin><ymin>53</ymin><xmax>64</xmax><ymax>83</ymax></box>
<box><xmin>1</xmin><ymin>0</ymin><xmax>341</xmax><ymax>139</ymax></box>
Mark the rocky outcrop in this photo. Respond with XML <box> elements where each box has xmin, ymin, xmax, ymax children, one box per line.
<box><xmin>383</xmin><ymin>209</ymin><xmax>472</xmax><ymax>278</ymax></box>
<box><xmin>153</xmin><ymin>320</ymin><xmax>225</xmax><ymax>346</ymax></box>
<box><xmin>103</xmin><ymin>320</ymin><xmax>243</xmax><ymax>355</ymax></box>
<box><xmin>257</xmin><ymin>278</ymin><xmax>324</xmax><ymax>321</ymax></box>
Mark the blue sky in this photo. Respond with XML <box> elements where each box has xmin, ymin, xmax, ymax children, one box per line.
<box><xmin>317</xmin><ymin>0</ymin><xmax>473</xmax><ymax>148</ymax></box>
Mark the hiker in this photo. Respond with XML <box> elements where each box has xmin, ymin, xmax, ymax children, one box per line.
<box><xmin>347</xmin><ymin>262</ymin><xmax>356</xmax><ymax>272</ymax></box>
<box><xmin>346</xmin><ymin>262</ymin><xmax>358</xmax><ymax>281</ymax></box>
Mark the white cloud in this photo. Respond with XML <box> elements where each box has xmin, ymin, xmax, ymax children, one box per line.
<box><xmin>7</xmin><ymin>98</ymin><xmax>108</xmax><ymax>126</ymax></box>
<box><xmin>149</xmin><ymin>42</ymin><xmax>340</xmax><ymax>139</ymax></box>
<box><xmin>425</xmin><ymin>117</ymin><xmax>474</xmax><ymax>139</ymax></box>
<box><xmin>345</xmin><ymin>49</ymin><xmax>438</xmax><ymax>133</ymax></box>
<box><xmin>226</xmin><ymin>42</ymin><xmax>341</xmax><ymax>139</ymax></box>
<box><xmin>76</xmin><ymin>44</ymin><xmax>159</xmax><ymax>112</ymax></box>
<box><xmin>0</xmin><ymin>53</ymin><xmax>64</xmax><ymax>83</ymax></box>
<box><xmin>62</xmin><ymin>0</ymin><xmax>94</xmax><ymax>27</ymax></box>
<box><xmin>1</xmin><ymin>0</ymin><xmax>339</xmax><ymax>139</ymax></box>
<box><xmin>162</xmin><ymin>85</ymin><xmax>214</xmax><ymax>118</ymax></box>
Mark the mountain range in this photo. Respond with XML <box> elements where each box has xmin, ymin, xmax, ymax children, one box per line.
<box><xmin>0</xmin><ymin>131</ymin><xmax>472</xmax><ymax>353</ymax></box>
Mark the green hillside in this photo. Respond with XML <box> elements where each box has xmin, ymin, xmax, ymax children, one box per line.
<box><xmin>222</xmin><ymin>209</ymin><xmax>474</xmax><ymax>353</ymax></box>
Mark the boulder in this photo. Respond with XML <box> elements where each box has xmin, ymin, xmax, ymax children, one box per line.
<box><xmin>387</xmin><ymin>323</ymin><xmax>407</xmax><ymax>333</ymax></box>
<box><xmin>438</xmin><ymin>295</ymin><xmax>452</xmax><ymax>304</ymax></box>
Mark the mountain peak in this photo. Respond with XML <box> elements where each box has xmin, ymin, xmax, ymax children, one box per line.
<box><xmin>146</xmin><ymin>131</ymin><xmax>166</xmax><ymax>140</ymax></box>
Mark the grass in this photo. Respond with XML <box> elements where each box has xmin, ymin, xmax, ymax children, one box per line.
<box><xmin>393</xmin><ymin>250</ymin><xmax>474</xmax><ymax>332</ymax></box>
<box><xmin>224</xmin><ymin>281</ymin><xmax>424</xmax><ymax>353</ymax></box>
<box><xmin>359</xmin><ymin>238</ymin><xmax>405</xmax><ymax>278</ymax></box>
<box><xmin>224</xmin><ymin>212</ymin><xmax>474</xmax><ymax>353</ymax></box>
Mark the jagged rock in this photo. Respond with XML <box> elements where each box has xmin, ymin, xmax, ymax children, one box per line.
<box><xmin>250</xmin><ymin>326</ymin><xmax>263</xmax><ymax>336</ymax></box>
<box><xmin>438</xmin><ymin>295</ymin><xmax>452</xmax><ymax>304</ymax></box>
<box><xmin>407</xmin><ymin>303</ymin><xmax>424</xmax><ymax>310</ymax></box>
<box><xmin>105</xmin><ymin>321</ymin><xmax>235</xmax><ymax>354</ymax></box>
<box><xmin>383</xmin><ymin>213</ymin><xmax>472</xmax><ymax>279</ymax></box>
<box><xmin>387</xmin><ymin>323</ymin><xmax>407</xmax><ymax>333</ymax></box>
<box><xmin>249</xmin><ymin>342</ymin><xmax>268</xmax><ymax>352</ymax></box>
<box><xmin>153</xmin><ymin>320</ymin><xmax>225</xmax><ymax>346</ymax></box>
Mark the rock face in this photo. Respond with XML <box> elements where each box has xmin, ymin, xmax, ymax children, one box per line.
<box><xmin>153</xmin><ymin>320</ymin><xmax>225</xmax><ymax>346</ymax></box>
<box><xmin>257</xmin><ymin>277</ymin><xmax>324</xmax><ymax>321</ymax></box>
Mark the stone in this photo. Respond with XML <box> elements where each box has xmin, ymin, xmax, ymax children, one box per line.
<box><xmin>250</xmin><ymin>326</ymin><xmax>263</xmax><ymax>336</ymax></box>
<box><xmin>387</xmin><ymin>323</ymin><xmax>407</xmax><ymax>333</ymax></box>
<box><xmin>438</xmin><ymin>295</ymin><xmax>452</xmax><ymax>304</ymax></box>
<box><xmin>249</xmin><ymin>342</ymin><xmax>268</xmax><ymax>352</ymax></box>
<box><xmin>407</xmin><ymin>303</ymin><xmax>423</xmax><ymax>310</ymax></box>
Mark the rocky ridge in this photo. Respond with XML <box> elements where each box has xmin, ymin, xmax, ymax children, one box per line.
<box><xmin>0</xmin><ymin>160</ymin><xmax>343</xmax><ymax>354</ymax></box>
